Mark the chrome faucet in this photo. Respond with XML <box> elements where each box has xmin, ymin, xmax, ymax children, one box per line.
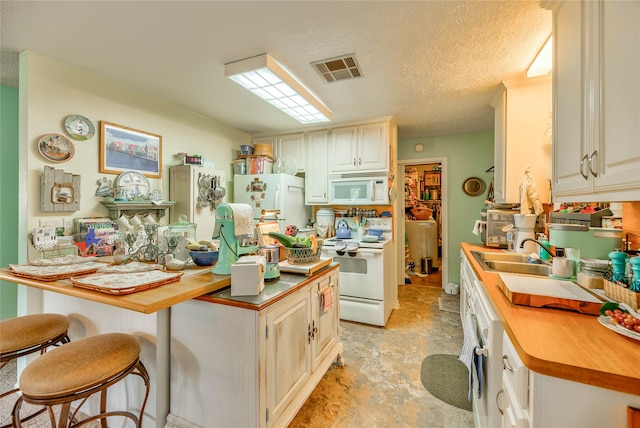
<box><xmin>519</xmin><ymin>238</ymin><xmax>556</xmax><ymax>258</ymax></box>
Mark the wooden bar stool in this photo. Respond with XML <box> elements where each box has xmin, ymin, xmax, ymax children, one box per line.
<box><xmin>12</xmin><ymin>332</ymin><xmax>150</xmax><ymax>428</ymax></box>
<box><xmin>0</xmin><ymin>313</ymin><xmax>71</xmax><ymax>427</ymax></box>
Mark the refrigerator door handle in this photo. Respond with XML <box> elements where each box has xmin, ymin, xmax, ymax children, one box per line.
<box><xmin>287</xmin><ymin>185</ymin><xmax>304</xmax><ymax>192</ymax></box>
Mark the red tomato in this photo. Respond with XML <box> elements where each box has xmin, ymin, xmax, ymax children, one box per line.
<box><xmin>634</xmin><ymin>325</ymin><xmax>640</xmax><ymax>333</ymax></box>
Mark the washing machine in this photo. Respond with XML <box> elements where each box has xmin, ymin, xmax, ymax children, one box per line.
<box><xmin>405</xmin><ymin>220</ymin><xmax>438</xmax><ymax>273</ymax></box>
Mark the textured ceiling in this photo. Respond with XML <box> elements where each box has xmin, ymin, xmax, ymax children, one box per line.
<box><xmin>0</xmin><ymin>1</ymin><xmax>551</xmax><ymax>141</ymax></box>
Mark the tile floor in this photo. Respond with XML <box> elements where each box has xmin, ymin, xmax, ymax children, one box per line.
<box><xmin>289</xmin><ymin>279</ymin><xmax>474</xmax><ymax>428</ymax></box>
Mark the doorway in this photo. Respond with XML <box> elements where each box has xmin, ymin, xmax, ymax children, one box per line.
<box><xmin>395</xmin><ymin>157</ymin><xmax>448</xmax><ymax>289</ymax></box>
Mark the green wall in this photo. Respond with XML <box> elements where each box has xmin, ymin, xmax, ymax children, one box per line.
<box><xmin>399</xmin><ymin>131</ymin><xmax>494</xmax><ymax>284</ymax></box>
<box><xmin>0</xmin><ymin>85</ymin><xmax>19</xmax><ymax>320</ymax></box>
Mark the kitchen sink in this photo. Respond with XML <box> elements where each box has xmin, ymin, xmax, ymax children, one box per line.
<box><xmin>471</xmin><ymin>250</ymin><xmax>552</xmax><ymax>277</ymax></box>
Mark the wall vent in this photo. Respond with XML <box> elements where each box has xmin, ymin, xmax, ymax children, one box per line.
<box><xmin>311</xmin><ymin>54</ymin><xmax>362</xmax><ymax>83</ymax></box>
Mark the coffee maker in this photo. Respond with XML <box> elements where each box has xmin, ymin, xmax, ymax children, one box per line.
<box><xmin>258</xmin><ymin>244</ymin><xmax>280</xmax><ymax>281</ymax></box>
<box><xmin>514</xmin><ymin>214</ymin><xmax>537</xmax><ymax>254</ymax></box>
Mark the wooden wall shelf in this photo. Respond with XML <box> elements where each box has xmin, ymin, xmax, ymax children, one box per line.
<box><xmin>100</xmin><ymin>200</ymin><xmax>175</xmax><ymax>221</ymax></box>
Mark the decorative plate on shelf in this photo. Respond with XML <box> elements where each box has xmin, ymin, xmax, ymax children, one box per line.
<box><xmin>115</xmin><ymin>170</ymin><xmax>150</xmax><ymax>199</ymax></box>
<box><xmin>64</xmin><ymin>115</ymin><xmax>95</xmax><ymax>140</ymax></box>
<box><xmin>597</xmin><ymin>315</ymin><xmax>640</xmax><ymax>342</ymax></box>
<box><xmin>37</xmin><ymin>133</ymin><xmax>75</xmax><ymax>163</ymax></box>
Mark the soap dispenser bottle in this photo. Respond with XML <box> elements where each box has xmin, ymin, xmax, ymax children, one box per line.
<box><xmin>538</xmin><ymin>233</ymin><xmax>551</xmax><ymax>261</ymax></box>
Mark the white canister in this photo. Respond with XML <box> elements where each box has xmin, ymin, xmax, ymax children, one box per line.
<box><xmin>315</xmin><ymin>208</ymin><xmax>335</xmax><ymax>238</ymax></box>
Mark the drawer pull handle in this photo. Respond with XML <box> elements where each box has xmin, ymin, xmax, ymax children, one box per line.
<box><xmin>502</xmin><ymin>355</ymin><xmax>514</xmax><ymax>372</ymax></box>
<box><xmin>580</xmin><ymin>154</ymin><xmax>589</xmax><ymax>180</ymax></box>
<box><xmin>496</xmin><ymin>389</ymin><xmax>504</xmax><ymax>415</ymax></box>
<box><xmin>588</xmin><ymin>150</ymin><xmax>598</xmax><ymax>177</ymax></box>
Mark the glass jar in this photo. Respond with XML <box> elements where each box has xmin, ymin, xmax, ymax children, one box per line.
<box><xmin>577</xmin><ymin>264</ymin><xmax>607</xmax><ymax>289</ymax></box>
<box><xmin>167</xmin><ymin>215</ymin><xmax>197</xmax><ymax>261</ymax></box>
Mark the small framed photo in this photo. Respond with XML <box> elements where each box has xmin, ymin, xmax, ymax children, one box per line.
<box><xmin>100</xmin><ymin>121</ymin><xmax>162</xmax><ymax>178</ymax></box>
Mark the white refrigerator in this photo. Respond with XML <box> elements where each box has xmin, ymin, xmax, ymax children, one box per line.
<box><xmin>233</xmin><ymin>174</ymin><xmax>309</xmax><ymax>231</ymax></box>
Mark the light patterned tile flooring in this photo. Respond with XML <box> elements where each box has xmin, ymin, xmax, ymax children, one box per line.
<box><xmin>289</xmin><ymin>282</ymin><xmax>474</xmax><ymax>428</ymax></box>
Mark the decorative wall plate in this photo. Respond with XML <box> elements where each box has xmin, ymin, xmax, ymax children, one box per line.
<box><xmin>115</xmin><ymin>170</ymin><xmax>150</xmax><ymax>199</ymax></box>
<box><xmin>37</xmin><ymin>133</ymin><xmax>75</xmax><ymax>163</ymax></box>
<box><xmin>64</xmin><ymin>115</ymin><xmax>95</xmax><ymax>140</ymax></box>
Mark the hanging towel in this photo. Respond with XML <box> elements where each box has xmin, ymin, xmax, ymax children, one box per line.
<box><xmin>474</xmin><ymin>350</ymin><xmax>484</xmax><ymax>399</ymax></box>
<box><xmin>227</xmin><ymin>203</ymin><xmax>255</xmax><ymax>237</ymax></box>
<box><xmin>321</xmin><ymin>286</ymin><xmax>333</xmax><ymax>312</ymax></box>
<box><xmin>459</xmin><ymin>314</ymin><xmax>480</xmax><ymax>401</ymax></box>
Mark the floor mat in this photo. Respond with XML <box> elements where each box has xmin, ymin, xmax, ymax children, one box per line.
<box><xmin>420</xmin><ymin>354</ymin><xmax>472</xmax><ymax>412</ymax></box>
<box><xmin>438</xmin><ymin>296</ymin><xmax>460</xmax><ymax>313</ymax></box>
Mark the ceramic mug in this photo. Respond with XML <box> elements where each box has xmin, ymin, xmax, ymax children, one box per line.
<box><xmin>116</xmin><ymin>214</ymin><xmax>133</xmax><ymax>232</ymax></box>
<box><xmin>129</xmin><ymin>214</ymin><xmax>142</xmax><ymax>227</ymax></box>
<box><xmin>142</xmin><ymin>213</ymin><xmax>156</xmax><ymax>224</ymax></box>
<box><xmin>552</xmin><ymin>257</ymin><xmax>574</xmax><ymax>278</ymax></box>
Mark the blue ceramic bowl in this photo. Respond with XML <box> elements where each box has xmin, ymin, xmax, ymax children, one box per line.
<box><xmin>368</xmin><ymin>229</ymin><xmax>384</xmax><ymax>238</ymax></box>
<box><xmin>189</xmin><ymin>250</ymin><xmax>219</xmax><ymax>266</ymax></box>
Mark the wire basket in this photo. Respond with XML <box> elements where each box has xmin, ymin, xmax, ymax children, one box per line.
<box><xmin>284</xmin><ymin>244</ymin><xmax>322</xmax><ymax>264</ymax></box>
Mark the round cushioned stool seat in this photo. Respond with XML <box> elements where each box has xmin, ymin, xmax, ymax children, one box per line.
<box><xmin>0</xmin><ymin>313</ymin><xmax>70</xmax><ymax>359</ymax></box>
<box><xmin>19</xmin><ymin>333</ymin><xmax>140</xmax><ymax>400</ymax></box>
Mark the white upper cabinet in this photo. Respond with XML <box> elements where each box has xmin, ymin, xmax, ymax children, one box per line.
<box><xmin>492</xmin><ymin>76</ymin><xmax>552</xmax><ymax>204</ymax></box>
<box><xmin>276</xmin><ymin>132</ymin><xmax>306</xmax><ymax>172</ymax></box>
<box><xmin>305</xmin><ymin>130</ymin><xmax>329</xmax><ymax>204</ymax></box>
<box><xmin>253</xmin><ymin>133</ymin><xmax>306</xmax><ymax>173</ymax></box>
<box><xmin>548</xmin><ymin>0</ymin><xmax>640</xmax><ymax>202</ymax></box>
<box><xmin>329</xmin><ymin>122</ymin><xmax>389</xmax><ymax>174</ymax></box>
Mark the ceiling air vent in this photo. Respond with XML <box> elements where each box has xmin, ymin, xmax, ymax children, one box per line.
<box><xmin>312</xmin><ymin>54</ymin><xmax>362</xmax><ymax>83</ymax></box>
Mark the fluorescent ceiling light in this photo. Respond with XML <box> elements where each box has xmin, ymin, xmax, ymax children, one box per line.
<box><xmin>225</xmin><ymin>54</ymin><xmax>332</xmax><ymax>124</ymax></box>
<box><xmin>527</xmin><ymin>35</ymin><xmax>552</xmax><ymax>78</ymax></box>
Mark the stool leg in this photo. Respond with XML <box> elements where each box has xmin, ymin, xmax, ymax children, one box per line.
<box><xmin>133</xmin><ymin>360</ymin><xmax>151</xmax><ymax>427</ymax></box>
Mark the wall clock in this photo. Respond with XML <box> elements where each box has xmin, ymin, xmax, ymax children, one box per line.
<box><xmin>115</xmin><ymin>170</ymin><xmax>150</xmax><ymax>200</ymax></box>
<box><xmin>462</xmin><ymin>177</ymin><xmax>486</xmax><ymax>196</ymax></box>
<box><xmin>37</xmin><ymin>133</ymin><xmax>75</xmax><ymax>163</ymax></box>
<box><xmin>414</xmin><ymin>144</ymin><xmax>424</xmax><ymax>153</ymax></box>
<box><xmin>64</xmin><ymin>115</ymin><xmax>95</xmax><ymax>140</ymax></box>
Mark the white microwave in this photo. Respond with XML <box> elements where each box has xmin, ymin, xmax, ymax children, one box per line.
<box><xmin>329</xmin><ymin>177</ymin><xmax>389</xmax><ymax>205</ymax></box>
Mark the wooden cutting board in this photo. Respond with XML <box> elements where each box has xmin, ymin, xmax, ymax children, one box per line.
<box><xmin>279</xmin><ymin>258</ymin><xmax>332</xmax><ymax>276</ymax></box>
<box><xmin>498</xmin><ymin>273</ymin><xmax>603</xmax><ymax>315</ymax></box>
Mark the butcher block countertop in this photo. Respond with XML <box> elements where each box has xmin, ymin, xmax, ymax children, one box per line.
<box><xmin>0</xmin><ymin>264</ymin><xmax>230</xmax><ymax>314</ymax></box>
<box><xmin>461</xmin><ymin>242</ymin><xmax>640</xmax><ymax>397</ymax></box>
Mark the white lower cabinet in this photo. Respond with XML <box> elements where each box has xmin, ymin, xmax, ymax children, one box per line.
<box><xmin>169</xmin><ymin>268</ymin><xmax>342</xmax><ymax>428</ymax></box>
<box><xmin>501</xmin><ymin>331</ymin><xmax>640</xmax><ymax>428</ymax></box>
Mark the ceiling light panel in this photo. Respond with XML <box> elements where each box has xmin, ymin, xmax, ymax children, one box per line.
<box><xmin>312</xmin><ymin>54</ymin><xmax>363</xmax><ymax>83</ymax></box>
<box><xmin>225</xmin><ymin>54</ymin><xmax>332</xmax><ymax>124</ymax></box>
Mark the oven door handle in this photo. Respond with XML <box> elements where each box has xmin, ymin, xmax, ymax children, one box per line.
<box><xmin>324</xmin><ymin>249</ymin><xmax>382</xmax><ymax>258</ymax></box>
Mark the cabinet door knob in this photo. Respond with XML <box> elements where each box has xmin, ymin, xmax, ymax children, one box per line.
<box><xmin>588</xmin><ymin>150</ymin><xmax>598</xmax><ymax>177</ymax></box>
<box><xmin>580</xmin><ymin>154</ymin><xmax>589</xmax><ymax>180</ymax></box>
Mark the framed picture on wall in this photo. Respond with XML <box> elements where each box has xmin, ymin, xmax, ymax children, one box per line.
<box><xmin>100</xmin><ymin>121</ymin><xmax>162</xmax><ymax>178</ymax></box>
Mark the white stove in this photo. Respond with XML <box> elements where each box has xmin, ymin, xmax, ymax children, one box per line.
<box><xmin>320</xmin><ymin>217</ymin><xmax>395</xmax><ymax>326</ymax></box>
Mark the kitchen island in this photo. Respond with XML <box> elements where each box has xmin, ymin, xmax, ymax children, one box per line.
<box><xmin>168</xmin><ymin>264</ymin><xmax>342</xmax><ymax>428</ymax></box>
<box><xmin>461</xmin><ymin>243</ymin><xmax>640</xmax><ymax>427</ymax></box>
<box><xmin>0</xmin><ymin>263</ymin><xmax>342</xmax><ymax>428</ymax></box>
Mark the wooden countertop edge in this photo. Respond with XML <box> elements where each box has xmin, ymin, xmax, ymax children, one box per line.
<box><xmin>461</xmin><ymin>243</ymin><xmax>640</xmax><ymax>397</ymax></box>
<box><xmin>0</xmin><ymin>267</ymin><xmax>229</xmax><ymax>314</ymax></box>
<box><xmin>196</xmin><ymin>264</ymin><xmax>340</xmax><ymax>311</ymax></box>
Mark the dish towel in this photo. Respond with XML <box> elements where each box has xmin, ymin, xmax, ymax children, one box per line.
<box><xmin>227</xmin><ymin>203</ymin><xmax>255</xmax><ymax>237</ymax></box>
<box><xmin>459</xmin><ymin>313</ymin><xmax>480</xmax><ymax>401</ymax></box>
<box><xmin>321</xmin><ymin>286</ymin><xmax>333</xmax><ymax>312</ymax></box>
<box><xmin>474</xmin><ymin>348</ymin><xmax>484</xmax><ymax>399</ymax></box>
